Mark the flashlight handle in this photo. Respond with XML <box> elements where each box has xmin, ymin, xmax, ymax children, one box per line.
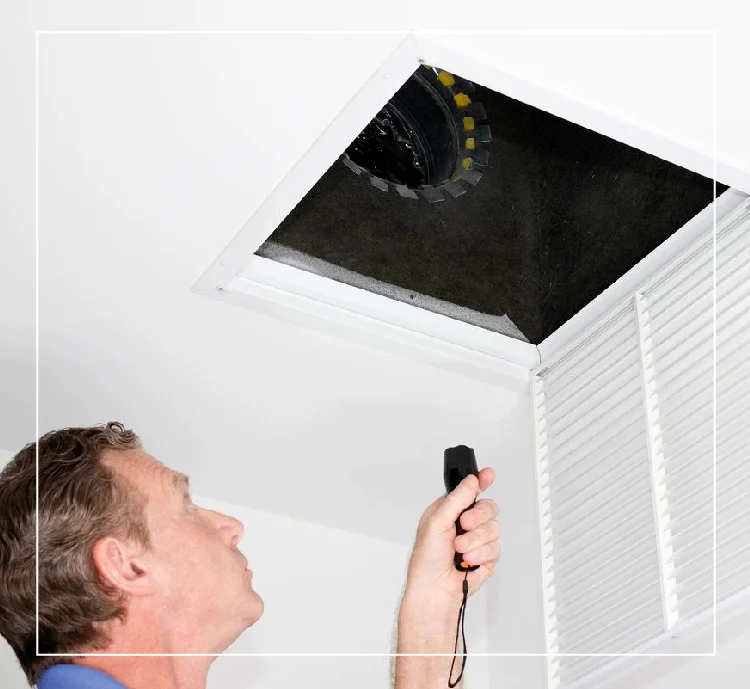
<box><xmin>455</xmin><ymin>505</ymin><xmax>481</xmax><ymax>572</ymax></box>
<box><xmin>445</xmin><ymin>445</ymin><xmax>481</xmax><ymax>572</ymax></box>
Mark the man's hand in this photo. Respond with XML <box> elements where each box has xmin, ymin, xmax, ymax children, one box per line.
<box><xmin>404</xmin><ymin>467</ymin><xmax>500</xmax><ymax>605</ymax></box>
<box><xmin>392</xmin><ymin>467</ymin><xmax>500</xmax><ymax>689</ymax></box>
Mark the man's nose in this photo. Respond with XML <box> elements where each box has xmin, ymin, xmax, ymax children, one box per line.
<box><xmin>217</xmin><ymin>511</ymin><xmax>244</xmax><ymax>548</ymax></box>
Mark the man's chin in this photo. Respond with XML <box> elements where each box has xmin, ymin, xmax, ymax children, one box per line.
<box><xmin>245</xmin><ymin>591</ymin><xmax>264</xmax><ymax>626</ymax></box>
<box><xmin>217</xmin><ymin>596</ymin><xmax>264</xmax><ymax>653</ymax></box>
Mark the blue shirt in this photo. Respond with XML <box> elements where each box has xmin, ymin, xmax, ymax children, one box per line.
<box><xmin>37</xmin><ymin>664</ymin><xmax>130</xmax><ymax>689</ymax></box>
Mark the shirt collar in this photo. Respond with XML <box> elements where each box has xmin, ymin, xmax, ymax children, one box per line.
<box><xmin>37</xmin><ymin>664</ymin><xmax>130</xmax><ymax>689</ymax></box>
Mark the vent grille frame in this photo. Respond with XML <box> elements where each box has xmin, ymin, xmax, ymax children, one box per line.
<box><xmin>534</xmin><ymin>196</ymin><xmax>750</xmax><ymax>689</ymax></box>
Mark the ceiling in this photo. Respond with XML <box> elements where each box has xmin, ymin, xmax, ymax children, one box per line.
<box><xmin>2</xmin><ymin>11</ymin><xmax>749</xmax><ymax>547</ymax></box>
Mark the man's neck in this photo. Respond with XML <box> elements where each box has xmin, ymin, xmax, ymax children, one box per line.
<box><xmin>73</xmin><ymin>629</ymin><xmax>213</xmax><ymax>689</ymax></box>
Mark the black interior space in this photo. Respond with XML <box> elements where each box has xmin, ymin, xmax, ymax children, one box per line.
<box><xmin>257</xmin><ymin>65</ymin><xmax>723</xmax><ymax>344</ymax></box>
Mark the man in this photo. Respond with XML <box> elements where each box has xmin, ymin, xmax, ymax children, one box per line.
<box><xmin>0</xmin><ymin>422</ymin><xmax>501</xmax><ymax>689</ymax></box>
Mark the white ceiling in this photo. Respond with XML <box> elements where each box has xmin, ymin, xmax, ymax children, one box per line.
<box><xmin>3</xmin><ymin>2</ymin><xmax>749</xmax><ymax>545</ymax></box>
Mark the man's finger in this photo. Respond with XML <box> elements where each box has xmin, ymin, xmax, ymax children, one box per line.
<box><xmin>433</xmin><ymin>467</ymin><xmax>496</xmax><ymax>531</ymax></box>
<box><xmin>433</xmin><ymin>474</ymin><xmax>478</xmax><ymax>529</ymax></box>
<box><xmin>459</xmin><ymin>499</ymin><xmax>499</xmax><ymax>531</ymax></box>
<box><xmin>462</xmin><ymin>540</ymin><xmax>501</xmax><ymax>567</ymax></box>
<box><xmin>455</xmin><ymin>519</ymin><xmax>501</xmax><ymax>553</ymax></box>
<box><xmin>477</xmin><ymin>467</ymin><xmax>495</xmax><ymax>493</ymax></box>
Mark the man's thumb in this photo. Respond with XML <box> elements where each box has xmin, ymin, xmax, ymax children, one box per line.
<box><xmin>436</xmin><ymin>474</ymin><xmax>479</xmax><ymax>530</ymax></box>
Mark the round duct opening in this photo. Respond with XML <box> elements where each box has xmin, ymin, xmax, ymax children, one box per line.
<box><xmin>342</xmin><ymin>66</ymin><xmax>491</xmax><ymax>202</ymax></box>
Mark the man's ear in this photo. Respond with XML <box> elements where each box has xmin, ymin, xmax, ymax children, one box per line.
<box><xmin>91</xmin><ymin>536</ymin><xmax>155</xmax><ymax>597</ymax></box>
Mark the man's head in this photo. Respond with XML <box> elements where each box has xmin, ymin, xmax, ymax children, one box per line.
<box><xmin>0</xmin><ymin>422</ymin><xmax>264</xmax><ymax>686</ymax></box>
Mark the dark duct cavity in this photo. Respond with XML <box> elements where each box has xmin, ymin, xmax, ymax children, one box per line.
<box><xmin>258</xmin><ymin>65</ymin><xmax>724</xmax><ymax>344</ymax></box>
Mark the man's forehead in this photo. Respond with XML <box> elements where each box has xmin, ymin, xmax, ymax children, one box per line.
<box><xmin>100</xmin><ymin>447</ymin><xmax>154</xmax><ymax>474</ymax></box>
<box><xmin>102</xmin><ymin>449</ymin><xmax>188</xmax><ymax>488</ymax></box>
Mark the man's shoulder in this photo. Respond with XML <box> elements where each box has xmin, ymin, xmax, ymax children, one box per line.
<box><xmin>37</xmin><ymin>664</ymin><xmax>130</xmax><ymax>689</ymax></box>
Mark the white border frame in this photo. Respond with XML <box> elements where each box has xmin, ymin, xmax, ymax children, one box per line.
<box><xmin>34</xmin><ymin>30</ymin><xmax>749</xmax><ymax>674</ymax></box>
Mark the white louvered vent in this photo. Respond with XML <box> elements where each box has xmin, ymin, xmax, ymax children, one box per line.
<box><xmin>644</xmin><ymin>204</ymin><xmax>750</xmax><ymax>622</ymax></box>
<box><xmin>534</xmin><ymin>302</ymin><xmax>664</xmax><ymax>689</ymax></box>
<box><xmin>716</xmin><ymin>215</ymin><xmax>750</xmax><ymax>603</ymax></box>
<box><xmin>535</xmin><ymin>197</ymin><xmax>750</xmax><ymax>689</ymax></box>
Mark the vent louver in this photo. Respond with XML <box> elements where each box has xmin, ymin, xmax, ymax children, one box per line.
<box><xmin>644</xmin><ymin>204</ymin><xmax>750</xmax><ymax>621</ymax></box>
<box><xmin>534</xmin><ymin>197</ymin><xmax>750</xmax><ymax>688</ymax></box>
<box><xmin>534</xmin><ymin>302</ymin><xmax>663</xmax><ymax>688</ymax></box>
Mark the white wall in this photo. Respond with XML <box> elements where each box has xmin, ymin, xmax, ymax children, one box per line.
<box><xmin>0</xmin><ymin>449</ymin><xmax>28</xmax><ymax>688</ymax></box>
<box><xmin>639</xmin><ymin>628</ymin><xmax>750</xmax><ymax>689</ymax></box>
<box><xmin>0</xmin><ymin>637</ymin><xmax>24</xmax><ymax>689</ymax></box>
<box><xmin>587</xmin><ymin>594</ymin><xmax>750</xmax><ymax>689</ymax></box>
<box><xmin>198</xmin><ymin>494</ymin><xmax>424</xmax><ymax>689</ymax></box>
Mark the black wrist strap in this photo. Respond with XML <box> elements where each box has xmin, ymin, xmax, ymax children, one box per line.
<box><xmin>448</xmin><ymin>571</ymin><xmax>470</xmax><ymax>688</ymax></box>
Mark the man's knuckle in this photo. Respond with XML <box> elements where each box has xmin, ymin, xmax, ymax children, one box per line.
<box><xmin>480</xmin><ymin>500</ymin><xmax>498</xmax><ymax>522</ymax></box>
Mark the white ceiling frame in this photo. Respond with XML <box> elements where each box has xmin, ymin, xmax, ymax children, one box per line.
<box><xmin>192</xmin><ymin>32</ymin><xmax>746</xmax><ymax>394</ymax></box>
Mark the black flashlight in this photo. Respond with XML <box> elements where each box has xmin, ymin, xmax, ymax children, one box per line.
<box><xmin>444</xmin><ymin>445</ymin><xmax>480</xmax><ymax>572</ymax></box>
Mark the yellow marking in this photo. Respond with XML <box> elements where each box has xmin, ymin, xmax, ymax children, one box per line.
<box><xmin>465</xmin><ymin>138</ymin><xmax>475</xmax><ymax>150</ymax></box>
<box><xmin>437</xmin><ymin>71</ymin><xmax>455</xmax><ymax>87</ymax></box>
<box><xmin>454</xmin><ymin>93</ymin><xmax>471</xmax><ymax>108</ymax></box>
<box><xmin>461</xmin><ymin>561</ymin><xmax>469</xmax><ymax>568</ymax></box>
<box><xmin>463</xmin><ymin>117</ymin><xmax>475</xmax><ymax>131</ymax></box>
<box><xmin>461</xmin><ymin>157</ymin><xmax>473</xmax><ymax>170</ymax></box>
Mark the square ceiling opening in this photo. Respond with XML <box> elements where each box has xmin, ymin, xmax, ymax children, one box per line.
<box><xmin>195</xmin><ymin>37</ymin><xmax>735</xmax><ymax>384</ymax></box>
<box><xmin>255</xmin><ymin>62</ymin><xmax>722</xmax><ymax>346</ymax></box>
